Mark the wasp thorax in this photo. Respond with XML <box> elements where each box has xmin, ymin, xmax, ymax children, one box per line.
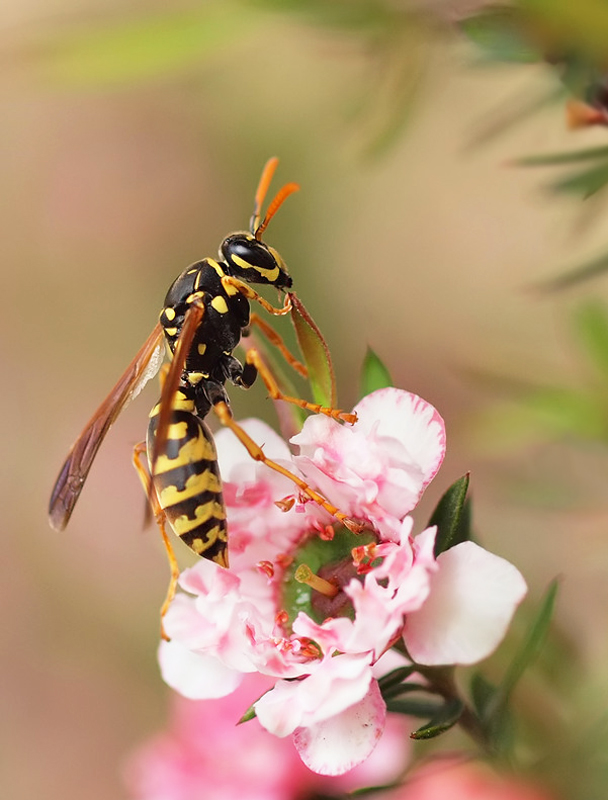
<box><xmin>220</xmin><ymin>233</ymin><xmax>292</xmax><ymax>289</ymax></box>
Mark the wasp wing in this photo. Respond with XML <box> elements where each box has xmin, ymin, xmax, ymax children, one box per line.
<box><xmin>49</xmin><ymin>323</ymin><xmax>165</xmax><ymax>531</ymax></box>
<box><xmin>149</xmin><ymin>302</ymin><xmax>205</xmax><ymax>473</ymax></box>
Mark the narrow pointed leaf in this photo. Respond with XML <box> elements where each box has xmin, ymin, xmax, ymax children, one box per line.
<box><xmin>386</xmin><ymin>698</ymin><xmax>443</xmax><ymax>718</ymax></box>
<box><xmin>382</xmin><ymin>682</ymin><xmax>430</xmax><ymax>702</ymax></box>
<box><xmin>573</xmin><ymin>301</ymin><xmax>608</xmax><ymax>378</ymax></box>
<box><xmin>360</xmin><ymin>347</ymin><xmax>393</xmax><ymax>397</ymax></box>
<box><xmin>549</xmin><ymin>162</ymin><xmax>608</xmax><ymax>198</ymax></box>
<box><xmin>491</xmin><ymin>580</ymin><xmax>559</xmax><ymax>711</ymax></box>
<box><xmin>428</xmin><ymin>473</ymin><xmax>471</xmax><ymax>557</ymax></box>
<box><xmin>459</xmin><ymin>9</ymin><xmax>542</xmax><ymax>63</ymax></box>
<box><xmin>290</xmin><ymin>293</ymin><xmax>336</xmax><ymax>408</ymax></box>
<box><xmin>470</xmin><ymin>672</ymin><xmax>499</xmax><ymax>720</ymax></box>
<box><xmin>410</xmin><ymin>698</ymin><xmax>464</xmax><ymax>740</ymax></box>
<box><xmin>378</xmin><ymin>665</ymin><xmax>417</xmax><ymax>692</ymax></box>
<box><xmin>516</xmin><ymin>145</ymin><xmax>608</xmax><ymax>167</ymax></box>
<box><xmin>532</xmin><ymin>250</ymin><xmax>608</xmax><ymax>292</ymax></box>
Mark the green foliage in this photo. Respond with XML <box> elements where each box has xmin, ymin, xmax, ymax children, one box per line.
<box><xmin>574</xmin><ymin>300</ymin><xmax>608</xmax><ymax>379</ymax></box>
<box><xmin>460</xmin><ymin>7</ymin><xmax>542</xmax><ymax>64</ymax></box>
<box><xmin>428</xmin><ymin>474</ymin><xmax>472</xmax><ymax>557</ymax></box>
<box><xmin>472</xmin><ymin>581</ymin><xmax>559</xmax><ymax>752</ymax></box>
<box><xmin>360</xmin><ymin>348</ymin><xmax>393</xmax><ymax>397</ymax></box>
<box><xmin>290</xmin><ymin>294</ymin><xmax>337</xmax><ymax>409</ymax></box>
<box><xmin>410</xmin><ymin>698</ymin><xmax>464</xmax><ymax>740</ymax></box>
<box><xmin>38</xmin><ymin>5</ymin><xmax>257</xmax><ymax>87</ymax></box>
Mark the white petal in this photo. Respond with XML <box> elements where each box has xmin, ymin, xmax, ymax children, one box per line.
<box><xmin>293</xmin><ymin>681</ymin><xmax>386</xmax><ymax>775</ymax></box>
<box><xmin>158</xmin><ymin>640</ymin><xmax>243</xmax><ymax>699</ymax></box>
<box><xmin>403</xmin><ymin>541</ymin><xmax>527</xmax><ymax>665</ymax></box>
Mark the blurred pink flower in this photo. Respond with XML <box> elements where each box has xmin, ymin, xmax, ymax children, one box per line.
<box><xmin>159</xmin><ymin>389</ymin><xmax>526</xmax><ymax>775</ymax></box>
<box><xmin>379</xmin><ymin>758</ymin><xmax>556</xmax><ymax>800</ymax></box>
<box><xmin>125</xmin><ymin>674</ymin><xmax>412</xmax><ymax>800</ymax></box>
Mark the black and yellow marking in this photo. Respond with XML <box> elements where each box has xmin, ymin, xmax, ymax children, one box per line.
<box><xmin>147</xmin><ymin>389</ymin><xmax>228</xmax><ymax>568</ymax></box>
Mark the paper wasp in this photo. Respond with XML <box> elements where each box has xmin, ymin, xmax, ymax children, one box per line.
<box><xmin>48</xmin><ymin>158</ymin><xmax>358</xmax><ymax>626</ymax></box>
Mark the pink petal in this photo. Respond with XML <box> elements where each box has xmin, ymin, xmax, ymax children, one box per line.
<box><xmin>293</xmin><ymin>680</ymin><xmax>387</xmax><ymax>775</ymax></box>
<box><xmin>158</xmin><ymin>640</ymin><xmax>243</xmax><ymax>699</ymax></box>
<box><xmin>353</xmin><ymin>388</ymin><xmax>446</xmax><ymax>494</ymax></box>
<box><xmin>403</xmin><ymin>542</ymin><xmax>527</xmax><ymax>665</ymax></box>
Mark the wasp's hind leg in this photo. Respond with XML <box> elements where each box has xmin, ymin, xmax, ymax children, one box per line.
<box><xmin>132</xmin><ymin>441</ymin><xmax>180</xmax><ymax>640</ymax></box>
<box><xmin>211</xmin><ymin>400</ymin><xmax>362</xmax><ymax>533</ymax></box>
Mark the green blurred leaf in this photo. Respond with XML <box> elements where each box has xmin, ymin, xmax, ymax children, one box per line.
<box><xmin>385</xmin><ymin>698</ymin><xmax>443</xmax><ymax>718</ymax></box>
<box><xmin>573</xmin><ymin>300</ymin><xmax>608</xmax><ymax>379</ymax></box>
<box><xmin>516</xmin><ymin>145</ymin><xmax>608</xmax><ymax>167</ymax></box>
<box><xmin>549</xmin><ymin>162</ymin><xmax>608</xmax><ymax>198</ymax></box>
<box><xmin>382</xmin><ymin>682</ymin><xmax>430</xmax><ymax>702</ymax></box>
<box><xmin>492</xmin><ymin>580</ymin><xmax>559</xmax><ymax>709</ymax></box>
<box><xmin>37</xmin><ymin>5</ymin><xmax>257</xmax><ymax>87</ymax></box>
<box><xmin>360</xmin><ymin>347</ymin><xmax>393</xmax><ymax>397</ymax></box>
<box><xmin>410</xmin><ymin>698</ymin><xmax>464</xmax><ymax>740</ymax></box>
<box><xmin>470</xmin><ymin>672</ymin><xmax>499</xmax><ymax>720</ymax></box>
<box><xmin>237</xmin><ymin>703</ymin><xmax>257</xmax><ymax>724</ymax></box>
<box><xmin>460</xmin><ymin>7</ymin><xmax>543</xmax><ymax>63</ymax></box>
<box><xmin>519</xmin><ymin>386</ymin><xmax>606</xmax><ymax>439</ymax></box>
<box><xmin>290</xmin><ymin>293</ymin><xmax>337</xmax><ymax>409</ymax></box>
<box><xmin>428</xmin><ymin>474</ymin><xmax>471</xmax><ymax>557</ymax></box>
<box><xmin>533</xmin><ymin>250</ymin><xmax>608</xmax><ymax>292</ymax></box>
<box><xmin>377</xmin><ymin>665</ymin><xmax>417</xmax><ymax>692</ymax></box>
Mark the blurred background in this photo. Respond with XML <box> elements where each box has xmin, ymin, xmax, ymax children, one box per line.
<box><xmin>5</xmin><ymin>0</ymin><xmax>608</xmax><ymax>798</ymax></box>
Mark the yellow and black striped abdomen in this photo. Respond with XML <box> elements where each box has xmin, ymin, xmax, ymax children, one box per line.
<box><xmin>147</xmin><ymin>391</ymin><xmax>228</xmax><ymax>568</ymax></box>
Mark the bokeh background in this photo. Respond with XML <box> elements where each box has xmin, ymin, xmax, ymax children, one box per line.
<box><xmin>4</xmin><ymin>1</ymin><xmax>608</xmax><ymax>798</ymax></box>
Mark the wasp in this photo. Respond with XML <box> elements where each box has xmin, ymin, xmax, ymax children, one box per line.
<box><xmin>48</xmin><ymin>158</ymin><xmax>358</xmax><ymax>628</ymax></box>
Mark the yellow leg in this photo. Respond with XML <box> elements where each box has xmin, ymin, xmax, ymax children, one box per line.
<box><xmin>221</xmin><ymin>276</ymin><xmax>292</xmax><ymax>316</ymax></box>
<box><xmin>249</xmin><ymin>312</ymin><xmax>308</xmax><ymax>378</ymax></box>
<box><xmin>132</xmin><ymin>441</ymin><xmax>180</xmax><ymax>640</ymax></box>
<box><xmin>245</xmin><ymin>348</ymin><xmax>357</xmax><ymax>424</ymax></box>
<box><xmin>212</xmin><ymin>401</ymin><xmax>363</xmax><ymax>533</ymax></box>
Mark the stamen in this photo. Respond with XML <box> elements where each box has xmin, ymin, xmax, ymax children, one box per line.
<box><xmin>257</xmin><ymin>560</ymin><xmax>274</xmax><ymax>579</ymax></box>
<box><xmin>275</xmin><ymin>496</ymin><xmax>296</xmax><ymax>512</ymax></box>
<box><xmin>295</xmin><ymin>564</ymin><xmax>339</xmax><ymax>598</ymax></box>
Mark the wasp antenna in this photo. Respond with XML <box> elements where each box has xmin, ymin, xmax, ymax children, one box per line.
<box><xmin>250</xmin><ymin>157</ymin><xmax>279</xmax><ymax>234</ymax></box>
<box><xmin>255</xmin><ymin>182</ymin><xmax>300</xmax><ymax>240</ymax></box>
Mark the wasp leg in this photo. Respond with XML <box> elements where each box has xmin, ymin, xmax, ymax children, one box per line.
<box><xmin>243</xmin><ymin>348</ymin><xmax>357</xmax><ymax>424</ymax></box>
<box><xmin>133</xmin><ymin>441</ymin><xmax>180</xmax><ymax>641</ymax></box>
<box><xmin>248</xmin><ymin>312</ymin><xmax>308</xmax><ymax>378</ymax></box>
<box><xmin>212</xmin><ymin>400</ymin><xmax>362</xmax><ymax>533</ymax></box>
<box><xmin>221</xmin><ymin>275</ymin><xmax>292</xmax><ymax>316</ymax></box>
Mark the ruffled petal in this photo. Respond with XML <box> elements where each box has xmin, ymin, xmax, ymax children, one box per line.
<box><xmin>293</xmin><ymin>680</ymin><xmax>386</xmax><ymax>775</ymax></box>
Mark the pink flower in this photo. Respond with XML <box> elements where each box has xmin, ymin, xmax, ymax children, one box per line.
<box><xmin>159</xmin><ymin>389</ymin><xmax>526</xmax><ymax>775</ymax></box>
<box><xmin>125</xmin><ymin>674</ymin><xmax>412</xmax><ymax>800</ymax></box>
<box><xmin>378</xmin><ymin>758</ymin><xmax>556</xmax><ymax>800</ymax></box>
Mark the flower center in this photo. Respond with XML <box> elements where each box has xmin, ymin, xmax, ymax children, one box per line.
<box><xmin>279</xmin><ymin>525</ymin><xmax>377</xmax><ymax>629</ymax></box>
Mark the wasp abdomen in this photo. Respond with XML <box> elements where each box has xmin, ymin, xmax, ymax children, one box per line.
<box><xmin>147</xmin><ymin>391</ymin><xmax>228</xmax><ymax>568</ymax></box>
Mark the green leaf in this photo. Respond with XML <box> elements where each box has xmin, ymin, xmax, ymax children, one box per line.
<box><xmin>492</xmin><ymin>580</ymin><xmax>559</xmax><ymax>709</ymax></box>
<box><xmin>573</xmin><ymin>300</ymin><xmax>608</xmax><ymax>379</ymax></box>
<box><xmin>459</xmin><ymin>8</ymin><xmax>542</xmax><ymax>64</ymax></box>
<box><xmin>386</xmin><ymin>698</ymin><xmax>443</xmax><ymax>718</ymax></box>
<box><xmin>470</xmin><ymin>672</ymin><xmax>499</xmax><ymax>720</ymax></box>
<box><xmin>237</xmin><ymin>704</ymin><xmax>257</xmax><ymax>724</ymax></box>
<box><xmin>516</xmin><ymin>145</ymin><xmax>608</xmax><ymax>167</ymax></box>
<box><xmin>533</xmin><ymin>250</ymin><xmax>608</xmax><ymax>292</ymax></box>
<box><xmin>410</xmin><ymin>698</ymin><xmax>464</xmax><ymax>740</ymax></box>
<box><xmin>37</xmin><ymin>5</ymin><xmax>257</xmax><ymax>88</ymax></box>
<box><xmin>382</xmin><ymin>682</ymin><xmax>431</xmax><ymax>702</ymax></box>
<box><xmin>290</xmin><ymin>293</ymin><xmax>337</xmax><ymax>409</ymax></box>
<box><xmin>428</xmin><ymin>474</ymin><xmax>471</xmax><ymax>557</ymax></box>
<box><xmin>377</xmin><ymin>665</ymin><xmax>417</xmax><ymax>692</ymax></box>
<box><xmin>519</xmin><ymin>386</ymin><xmax>605</xmax><ymax>439</ymax></box>
<box><xmin>360</xmin><ymin>348</ymin><xmax>393</xmax><ymax>397</ymax></box>
<box><xmin>549</xmin><ymin>161</ymin><xmax>608</xmax><ymax>198</ymax></box>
